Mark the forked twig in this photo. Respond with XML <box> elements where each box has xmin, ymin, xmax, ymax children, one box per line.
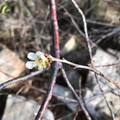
<box><xmin>0</xmin><ymin>1</ymin><xmax>119</xmax><ymax>120</ymax></box>
<box><xmin>35</xmin><ymin>0</ymin><xmax>61</xmax><ymax>119</ymax></box>
<box><xmin>61</xmin><ymin>68</ymin><xmax>92</xmax><ymax>120</ymax></box>
<box><xmin>52</xmin><ymin>57</ymin><xmax>120</xmax><ymax>89</ymax></box>
<box><xmin>35</xmin><ymin>64</ymin><xmax>60</xmax><ymax>120</ymax></box>
<box><xmin>70</xmin><ymin>0</ymin><xmax>116</xmax><ymax>119</ymax></box>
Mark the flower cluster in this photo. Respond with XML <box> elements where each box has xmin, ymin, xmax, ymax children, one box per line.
<box><xmin>26</xmin><ymin>51</ymin><xmax>52</xmax><ymax>70</ymax></box>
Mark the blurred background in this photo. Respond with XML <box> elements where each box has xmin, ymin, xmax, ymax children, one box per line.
<box><xmin>0</xmin><ymin>0</ymin><xmax>120</xmax><ymax>120</ymax></box>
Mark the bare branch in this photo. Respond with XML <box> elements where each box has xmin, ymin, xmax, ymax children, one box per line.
<box><xmin>35</xmin><ymin>63</ymin><xmax>60</xmax><ymax>120</ymax></box>
<box><xmin>61</xmin><ymin>68</ymin><xmax>92</xmax><ymax>120</ymax></box>
<box><xmin>0</xmin><ymin>71</ymin><xmax>43</xmax><ymax>90</ymax></box>
<box><xmin>70</xmin><ymin>0</ymin><xmax>116</xmax><ymax>119</ymax></box>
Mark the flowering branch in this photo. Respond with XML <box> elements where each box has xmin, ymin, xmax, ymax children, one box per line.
<box><xmin>35</xmin><ymin>0</ymin><xmax>61</xmax><ymax>119</ymax></box>
<box><xmin>24</xmin><ymin>48</ymin><xmax>120</xmax><ymax>119</ymax></box>
<box><xmin>0</xmin><ymin>1</ymin><xmax>119</xmax><ymax>120</ymax></box>
<box><xmin>25</xmin><ymin>49</ymin><xmax>120</xmax><ymax>120</ymax></box>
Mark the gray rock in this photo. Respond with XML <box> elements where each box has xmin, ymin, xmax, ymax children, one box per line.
<box><xmin>2</xmin><ymin>95</ymin><xmax>54</xmax><ymax>120</ymax></box>
<box><xmin>85</xmin><ymin>49</ymin><xmax>120</xmax><ymax>120</ymax></box>
<box><xmin>0</xmin><ymin>44</ymin><xmax>25</xmax><ymax>87</ymax></box>
<box><xmin>53</xmin><ymin>84</ymin><xmax>78</xmax><ymax>112</ymax></box>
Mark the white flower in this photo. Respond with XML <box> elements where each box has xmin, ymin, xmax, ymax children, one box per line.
<box><xmin>26</xmin><ymin>61</ymin><xmax>37</xmax><ymax>69</ymax></box>
<box><xmin>26</xmin><ymin>51</ymin><xmax>48</xmax><ymax>70</ymax></box>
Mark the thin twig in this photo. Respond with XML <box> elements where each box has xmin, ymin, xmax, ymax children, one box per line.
<box><xmin>61</xmin><ymin>68</ymin><xmax>92</xmax><ymax>120</ymax></box>
<box><xmin>70</xmin><ymin>0</ymin><xmax>116</xmax><ymax>119</ymax></box>
<box><xmin>96</xmin><ymin>79</ymin><xmax>116</xmax><ymax>120</ymax></box>
<box><xmin>95</xmin><ymin>62</ymin><xmax>120</xmax><ymax>68</ymax></box>
<box><xmin>86</xmin><ymin>19</ymin><xmax>114</xmax><ymax>27</ymax></box>
<box><xmin>0</xmin><ymin>70</ymin><xmax>43</xmax><ymax>90</ymax></box>
<box><xmin>64</xmin><ymin>8</ymin><xmax>85</xmax><ymax>36</ymax></box>
<box><xmin>35</xmin><ymin>64</ymin><xmax>59</xmax><ymax>120</ymax></box>
<box><xmin>70</xmin><ymin>0</ymin><xmax>92</xmax><ymax>60</ymax></box>
<box><xmin>52</xmin><ymin>57</ymin><xmax>120</xmax><ymax>89</ymax></box>
<box><xmin>95</xmin><ymin>27</ymin><xmax>120</xmax><ymax>44</ymax></box>
<box><xmin>53</xmin><ymin>57</ymin><xmax>91</xmax><ymax>70</ymax></box>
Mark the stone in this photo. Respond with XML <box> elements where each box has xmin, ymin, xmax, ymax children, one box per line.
<box><xmin>0</xmin><ymin>44</ymin><xmax>25</xmax><ymax>86</ymax></box>
<box><xmin>85</xmin><ymin>49</ymin><xmax>120</xmax><ymax>120</ymax></box>
<box><xmin>2</xmin><ymin>95</ymin><xmax>54</xmax><ymax>120</ymax></box>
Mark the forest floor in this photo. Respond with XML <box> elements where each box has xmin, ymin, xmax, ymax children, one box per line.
<box><xmin>0</xmin><ymin>0</ymin><xmax>120</xmax><ymax>120</ymax></box>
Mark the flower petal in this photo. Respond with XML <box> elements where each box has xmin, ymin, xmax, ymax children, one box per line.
<box><xmin>26</xmin><ymin>61</ymin><xmax>37</xmax><ymax>69</ymax></box>
<box><xmin>36</xmin><ymin>51</ymin><xmax>46</xmax><ymax>61</ymax></box>
<box><xmin>36</xmin><ymin>51</ymin><xmax>44</xmax><ymax>57</ymax></box>
<box><xmin>27</xmin><ymin>52</ymin><xmax>37</xmax><ymax>60</ymax></box>
<box><xmin>41</xmin><ymin>55</ymin><xmax>47</xmax><ymax>61</ymax></box>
